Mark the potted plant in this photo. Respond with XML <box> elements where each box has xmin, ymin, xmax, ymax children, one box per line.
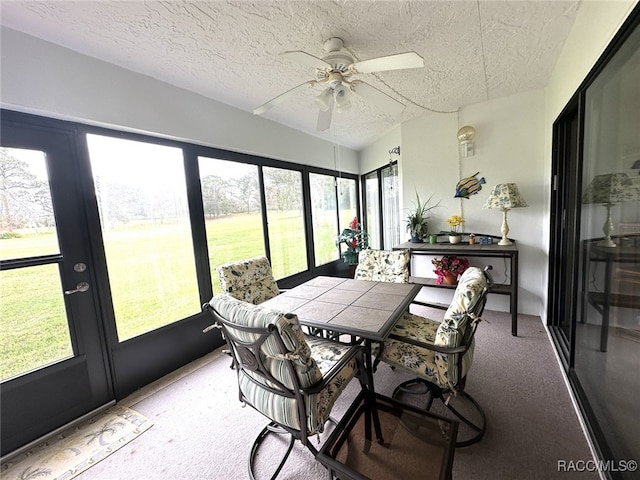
<box><xmin>432</xmin><ymin>255</ymin><xmax>470</xmax><ymax>285</ymax></box>
<box><xmin>406</xmin><ymin>191</ymin><xmax>440</xmax><ymax>243</ymax></box>
<box><xmin>445</xmin><ymin>215</ymin><xmax>464</xmax><ymax>244</ymax></box>
<box><xmin>336</xmin><ymin>217</ymin><xmax>369</xmax><ymax>265</ymax></box>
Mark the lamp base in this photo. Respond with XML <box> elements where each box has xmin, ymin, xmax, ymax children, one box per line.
<box><xmin>599</xmin><ymin>203</ymin><xmax>616</xmax><ymax>248</ymax></box>
<box><xmin>597</xmin><ymin>238</ymin><xmax>616</xmax><ymax>248</ymax></box>
<box><xmin>498</xmin><ymin>208</ymin><xmax>512</xmax><ymax>246</ymax></box>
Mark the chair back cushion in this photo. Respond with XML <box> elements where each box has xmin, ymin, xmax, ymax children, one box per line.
<box><xmin>354</xmin><ymin>249</ymin><xmax>410</xmax><ymax>283</ymax></box>
<box><xmin>209</xmin><ymin>294</ymin><xmax>328</xmax><ymax>432</ymax></box>
<box><xmin>216</xmin><ymin>256</ymin><xmax>280</xmax><ymax>304</ymax></box>
<box><xmin>434</xmin><ymin>266</ymin><xmax>487</xmax><ymax>387</ymax></box>
<box><xmin>210</xmin><ymin>293</ymin><xmax>322</xmax><ymax>390</ymax></box>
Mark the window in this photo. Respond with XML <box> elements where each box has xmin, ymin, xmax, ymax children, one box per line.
<box><xmin>338</xmin><ymin>177</ymin><xmax>358</xmax><ymax>231</ymax></box>
<box><xmin>263</xmin><ymin>166</ymin><xmax>307</xmax><ymax>278</ymax></box>
<box><xmin>198</xmin><ymin>157</ymin><xmax>265</xmax><ymax>291</ymax></box>
<box><xmin>87</xmin><ymin>134</ymin><xmax>200</xmax><ymax>341</ymax></box>
<box><xmin>382</xmin><ymin>163</ymin><xmax>400</xmax><ymax>248</ymax></box>
<box><xmin>0</xmin><ymin>147</ymin><xmax>72</xmax><ymax>379</ymax></box>
<box><xmin>363</xmin><ymin>163</ymin><xmax>399</xmax><ymax>249</ymax></box>
<box><xmin>310</xmin><ymin>173</ymin><xmax>339</xmax><ymax>266</ymax></box>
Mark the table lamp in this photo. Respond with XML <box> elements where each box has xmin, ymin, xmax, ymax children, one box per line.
<box><xmin>582</xmin><ymin>173</ymin><xmax>639</xmax><ymax>247</ymax></box>
<box><xmin>482</xmin><ymin>183</ymin><xmax>528</xmax><ymax>246</ymax></box>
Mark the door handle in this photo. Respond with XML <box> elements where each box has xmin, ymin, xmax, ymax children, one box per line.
<box><xmin>64</xmin><ymin>282</ymin><xmax>90</xmax><ymax>295</ymax></box>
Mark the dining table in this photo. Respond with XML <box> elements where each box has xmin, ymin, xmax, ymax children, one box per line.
<box><xmin>260</xmin><ymin>275</ymin><xmax>421</xmax><ymax>391</ymax></box>
<box><xmin>261</xmin><ymin>276</ymin><xmax>458</xmax><ymax>479</ymax></box>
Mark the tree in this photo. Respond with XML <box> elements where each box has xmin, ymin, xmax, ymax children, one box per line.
<box><xmin>0</xmin><ymin>148</ymin><xmax>53</xmax><ymax>231</ymax></box>
<box><xmin>263</xmin><ymin>168</ymin><xmax>302</xmax><ymax>212</ymax></box>
<box><xmin>233</xmin><ymin>174</ymin><xmax>260</xmax><ymax>214</ymax></box>
<box><xmin>201</xmin><ymin>175</ymin><xmax>233</xmax><ymax>218</ymax></box>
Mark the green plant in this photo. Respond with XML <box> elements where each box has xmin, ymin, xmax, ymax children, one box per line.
<box><xmin>405</xmin><ymin>191</ymin><xmax>440</xmax><ymax>240</ymax></box>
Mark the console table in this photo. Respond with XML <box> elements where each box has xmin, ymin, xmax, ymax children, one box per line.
<box><xmin>580</xmin><ymin>235</ymin><xmax>640</xmax><ymax>352</ymax></box>
<box><xmin>394</xmin><ymin>238</ymin><xmax>519</xmax><ymax>336</ymax></box>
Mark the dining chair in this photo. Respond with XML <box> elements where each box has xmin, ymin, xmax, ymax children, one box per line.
<box><xmin>354</xmin><ymin>248</ymin><xmax>410</xmax><ymax>283</ymax></box>
<box><xmin>374</xmin><ymin>266</ymin><xmax>493</xmax><ymax>447</ymax></box>
<box><xmin>202</xmin><ymin>293</ymin><xmax>378</xmax><ymax>480</ymax></box>
<box><xmin>216</xmin><ymin>256</ymin><xmax>280</xmax><ymax>305</ymax></box>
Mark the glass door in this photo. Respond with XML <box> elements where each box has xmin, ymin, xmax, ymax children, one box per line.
<box><xmin>0</xmin><ymin>122</ymin><xmax>112</xmax><ymax>456</ymax></box>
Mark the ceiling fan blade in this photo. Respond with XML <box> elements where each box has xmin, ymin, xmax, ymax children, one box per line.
<box><xmin>281</xmin><ymin>51</ymin><xmax>332</xmax><ymax>70</ymax></box>
<box><xmin>351</xmin><ymin>81</ymin><xmax>405</xmax><ymax>115</ymax></box>
<box><xmin>351</xmin><ymin>52</ymin><xmax>424</xmax><ymax>74</ymax></box>
<box><xmin>316</xmin><ymin>99</ymin><xmax>334</xmax><ymax>131</ymax></box>
<box><xmin>253</xmin><ymin>80</ymin><xmax>316</xmax><ymax>115</ymax></box>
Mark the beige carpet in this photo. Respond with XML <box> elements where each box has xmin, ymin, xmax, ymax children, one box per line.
<box><xmin>1</xmin><ymin>405</ymin><xmax>152</xmax><ymax>480</ymax></box>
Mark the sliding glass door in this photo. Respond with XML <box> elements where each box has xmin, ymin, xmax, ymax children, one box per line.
<box><xmin>549</xmin><ymin>9</ymin><xmax>639</xmax><ymax>478</ymax></box>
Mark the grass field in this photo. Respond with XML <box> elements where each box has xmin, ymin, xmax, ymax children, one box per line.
<box><xmin>0</xmin><ymin>210</ymin><xmax>342</xmax><ymax>380</ymax></box>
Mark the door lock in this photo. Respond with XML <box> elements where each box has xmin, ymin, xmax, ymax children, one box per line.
<box><xmin>64</xmin><ymin>282</ymin><xmax>90</xmax><ymax>295</ymax></box>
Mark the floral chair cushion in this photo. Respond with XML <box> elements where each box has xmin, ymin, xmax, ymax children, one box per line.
<box><xmin>435</xmin><ymin>266</ymin><xmax>486</xmax><ymax>386</ymax></box>
<box><xmin>354</xmin><ymin>249</ymin><xmax>410</xmax><ymax>283</ymax></box>
<box><xmin>216</xmin><ymin>256</ymin><xmax>280</xmax><ymax>305</ymax></box>
<box><xmin>209</xmin><ymin>293</ymin><xmax>358</xmax><ymax>435</ymax></box>
<box><xmin>378</xmin><ymin>267</ymin><xmax>487</xmax><ymax>389</ymax></box>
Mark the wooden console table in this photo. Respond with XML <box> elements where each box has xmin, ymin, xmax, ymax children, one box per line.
<box><xmin>394</xmin><ymin>238</ymin><xmax>519</xmax><ymax>336</ymax></box>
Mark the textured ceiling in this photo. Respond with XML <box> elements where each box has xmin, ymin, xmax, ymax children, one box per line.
<box><xmin>0</xmin><ymin>0</ymin><xmax>581</xmax><ymax>150</ymax></box>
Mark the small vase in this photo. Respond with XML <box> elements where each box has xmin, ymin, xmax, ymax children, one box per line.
<box><xmin>411</xmin><ymin>235</ymin><xmax>423</xmax><ymax>243</ymax></box>
<box><xmin>449</xmin><ymin>235</ymin><xmax>461</xmax><ymax>244</ymax></box>
<box><xmin>443</xmin><ymin>273</ymin><xmax>458</xmax><ymax>285</ymax></box>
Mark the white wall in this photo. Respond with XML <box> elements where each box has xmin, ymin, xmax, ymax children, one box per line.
<box><xmin>0</xmin><ymin>27</ymin><xmax>359</xmax><ymax>173</ymax></box>
<box><xmin>397</xmin><ymin>90</ymin><xmax>545</xmax><ymax>316</ymax></box>
<box><xmin>359</xmin><ymin>125</ymin><xmax>401</xmax><ymax>174</ymax></box>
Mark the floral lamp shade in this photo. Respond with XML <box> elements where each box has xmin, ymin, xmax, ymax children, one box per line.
<box><xmin>582</xmin><ymin>173</ymin><xmax>639</xmax><ymax>247</ymax></box>
<box><xmin>482</xmin><ymin>183</ymin><xmax>528</xmax><ymax>246</ymax></box>
<box><xmin>582</xmin><ymin>173</ymin><xmax>639</xmax><ymax>205</ymax></box>
<box><xmin>482</xmin><ymin>183</ymin><xmax>528</xmax><ymax>210</ymax></box>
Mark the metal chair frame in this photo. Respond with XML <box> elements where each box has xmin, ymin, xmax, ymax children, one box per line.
<box><xmin>203</xmin><ymin>302</ymin><xmax>379</xmax><ymax>480</ymax></box>
<box><xmin>375</xmin><ymin>266</ymin><xmax>493</xmax><ymax>447</ymax></box>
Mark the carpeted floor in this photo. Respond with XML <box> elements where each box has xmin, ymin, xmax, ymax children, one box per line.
<box><xmin>65</xmin><ymin>309</ymin><xmax>597</xmax><ymax>479</ymax></box>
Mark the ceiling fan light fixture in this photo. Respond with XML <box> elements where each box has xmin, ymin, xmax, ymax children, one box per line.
<box><xmin>314</xmin><ymin>88</ymin><xmax>333</xmax><ymax>112</ymax></box>
<box><xmin>334</xmin><ymin>84</ymin><xmax>351</xmax><ymax>112</ymax></box>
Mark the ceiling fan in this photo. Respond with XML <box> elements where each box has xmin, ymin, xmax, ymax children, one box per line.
<box><xmin>253</xmin><ymin>37</ymin><xmax>424</xmax><ymax>131</ymax></box>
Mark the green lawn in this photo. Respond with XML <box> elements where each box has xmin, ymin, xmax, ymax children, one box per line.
<box><xmin>0</xmin><ymin>211</ymin><xmax>341</xmax><ymax>380</ymax></box>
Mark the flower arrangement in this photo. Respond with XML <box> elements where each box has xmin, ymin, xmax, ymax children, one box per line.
<box><xmin>446</xmin><ymin>215</ymin><xmax>464</xmax><ymax>235</ymax></box>
<box><xmin>432</xmin><ymin>255</ymin><xmax>470</xmax><ymax>284</ymax></box>
<box><xmin>335</xmin><ymin>217</ymin><xmax>369</xmax><ymax>265</ymax></box>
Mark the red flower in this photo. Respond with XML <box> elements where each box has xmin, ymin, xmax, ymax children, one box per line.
<box><xmin>349</xmin><ymin>217</ymin><xmax>358</xmax><ymax>229</ymax></box>
<box><xmin>431</xmin><ymin>255</ymin><xmax>470</xmax><ymax>284</ymax></box>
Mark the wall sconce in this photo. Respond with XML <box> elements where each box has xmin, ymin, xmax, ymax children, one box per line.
<box><xmin>457</xmin><ymin>126</ymin><xmax>476</xmax><ymax>158</ymax></box>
